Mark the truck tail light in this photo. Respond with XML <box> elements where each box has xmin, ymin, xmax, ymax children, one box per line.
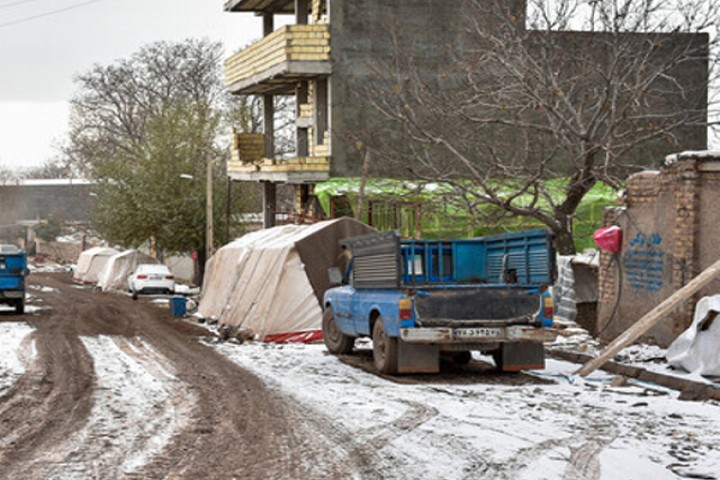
<box><xmin>543</xmin><ymin>294</ymin><xmax>554</xmax><ymax>319</ymax></box>
<box><xmin>399</xmin><ymin>298</ymin><xmax>413</xmax><ymax>320</ymax></box>
<box><xmin>137</xmin><ymin>274</ymin><xmax>148</xmax><ymax>279</ymax></box>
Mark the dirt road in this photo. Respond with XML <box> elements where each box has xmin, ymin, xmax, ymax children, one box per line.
<box><xmin>0</xmin><ymin>272</ymin><xmax>354</xmax><ymax>479</ymax></box>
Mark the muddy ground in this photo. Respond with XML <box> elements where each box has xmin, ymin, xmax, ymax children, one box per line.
<box><xmin>0</xmin><ymin>272</ymin><xmax>553</xmax><ymax>480</ymax></box>
<box><xmin>5</xmin><ymin>272</ymin><xmax>717</xmax><ymax>479</ymax></box>
<box><xmin>0</xmin><ymin>272</ymin><xmax>359</xmax><ymax>479</ymax></box>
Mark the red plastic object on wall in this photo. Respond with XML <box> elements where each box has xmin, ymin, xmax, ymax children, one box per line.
<box><xmin>594</xmin><ymin>226</ymin><xmax>623</xmax><ymax>253</ymax></box>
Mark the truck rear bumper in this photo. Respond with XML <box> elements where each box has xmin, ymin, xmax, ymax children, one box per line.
<box><xmin>0</xmin><ymin>291</ymin><xmax>24</xmax><ymax>299</ymax></box>
<box><xmin>400</xmin><ymin>326</ymin><xmax>557</xmax><ymax>344</ymax></box>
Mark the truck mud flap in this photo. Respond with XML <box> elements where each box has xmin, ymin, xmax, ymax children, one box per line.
<box><xmin>398</xmin><ymin>342</ymin><xmax>439</xmax><ymax>374</ymax></box>
<box><xmin>495</xmin><ymin>343</ymin><xmax>545</xmax><ymax>372</ymax></box>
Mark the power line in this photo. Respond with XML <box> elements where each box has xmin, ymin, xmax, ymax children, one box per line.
<box><xmin>0</xmin><ymin>0</ymin><xmax>110</xmax><ymax>28</ymax></box>
<box><xmin>0</xmin><ymin>0</ymin><xmax>46</xmax><ymax>11</ymax></box>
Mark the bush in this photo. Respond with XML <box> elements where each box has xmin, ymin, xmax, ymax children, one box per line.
<box><xmin>35</xmin><ymin>218</ymin><xmax>63</xmax><ymax>243</ymax></box>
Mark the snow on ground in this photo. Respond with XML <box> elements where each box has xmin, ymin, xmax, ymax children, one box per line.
<box><xmin>174</xmin><ymin>284</ymin><xmax>199</xmax><ymax>296</ymax></box>
<box><xmin>213</xmin><ymin>342</ymin><xmax>720</xmax><ymax>480</ymax></box>
<box><xmin>0</xmin><ymin>322</ymin><xmax>34</xmax><ymax>396</ymax></box>
<box><xmin>28</xmin><ymin>263</ymin><xmax>72</xmax><ymax>274</ymax></box>
<box><xmin>551</xmin><ymin>329</ymin><xmax>720</xmax><ymax>388</ymax></box>
<box><xmin>28</xmin><ymin>285</ymin><xmax>58</xmax><ymax>293</ymax></box>
<box><xmin>38</xmin><ymin>336</ymin><xmax>197</xmax><ymax>479</ymax></box>
<box><xmin>0</xmin><ymin>305</ymin><xmax>45</xmax><ymax>314</ymax></box>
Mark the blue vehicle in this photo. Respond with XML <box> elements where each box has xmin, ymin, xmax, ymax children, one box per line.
<box><xmin>0</xmin><ymin>245</ymin><xmax>28</xmax><ymax>314</ymax></box>
<box><xmin>322</xmin><ymin>229</ymin><xmax>556</xmax><ymax>374</ymax></box>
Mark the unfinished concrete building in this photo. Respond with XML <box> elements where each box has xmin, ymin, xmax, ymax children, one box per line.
<box><xmin>223</xmin><ymin>0</ymin><xmax>708</xmax><ymax>228</ymax></box>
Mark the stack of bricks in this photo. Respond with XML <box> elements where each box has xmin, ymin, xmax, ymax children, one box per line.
<box><xmin>312</xmin><ymin>0</ymin><xmax>327</xmax><ymax>24</ymax></box>
<box><xmin>224</xmin><ymin>25</ymin><xmax>330</xmax><ymax>87</ymax></box>
<box><xmin>313</xmin><ymin>131</ymin><xmax>331</xmax><ymax>157</ymax></box>
<box><xmin>299</xmin><ymin>103</ymin><xmax>314</xmax><ymax>119</ymax></box>
<box><xmin>625</xmin><ymin>170</ymin><xmax>660</xmax><ymax>206</ymax></box>
<box><xmin>231</xmin><ymin>133</ymin><xmax>265</xmax><ymax>164</ymax></box>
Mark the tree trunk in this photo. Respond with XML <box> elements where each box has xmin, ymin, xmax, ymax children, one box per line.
<box><xmin>356</xmin><ymin>150</ymin><xmax>372</xmax><ymax>221</ymax></box>
<box><xmin>554</xmin><ymin>215</ymin><xmax>576</xmax><ymax>255</ymax></box>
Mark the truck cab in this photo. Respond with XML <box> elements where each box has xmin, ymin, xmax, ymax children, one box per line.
<box><xmin>0</xmin><ymin>245</ymin><xmax>28</xmax><ymax>314</ymax></box>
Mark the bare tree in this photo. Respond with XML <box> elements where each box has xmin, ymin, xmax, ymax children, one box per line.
<box><xmin>65</xmin><ymin>39</ymin><xmax>257</xmax><ymax>268</ymax></box>
<box><xmin>225</xmin><ymin>94</ymin><xmax>296</xmax><ymax>159</ymax></box>
<box><xmin>367</xmin><ymin>0</ymin><xmax>718</xmax><ymax>253</ymax></box>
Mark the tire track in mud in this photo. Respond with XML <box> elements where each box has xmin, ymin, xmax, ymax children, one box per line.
<box><xmin>363</xmin><ymin>400</ymin><xmax>439</xmax><ymax>451</ymax></box>
<box><xmin>237</xmin><ymin>357</ymin><xmax>442</xmax><ymax>480</ymax></box>
<box><xmin>127</xmin><ymin>345</ymin><xmax>359</xmax><ymax>480</ymax></box>
<box><xmin>459</xmin><ymin>406</ymin><xmax>618</xmax><ymax>480</ymax></box>
<box><xmin>0</xmin><ymin>324</ymin><xmax>96</xmax><ymax>478</ymax></box>
<box><xmin>21</xmin><ymin>335</ymin><xmax>197</xmax><ymax>480</ymax></box>
<box><xmin>2</xmin><ymin>273</ymin><xmax>365</xmax><ymax>479</ymax></box>
<box><xmin>0</xmin><ymin>323</ymin><xmax>35</xmax><ymax>399</ymax></box>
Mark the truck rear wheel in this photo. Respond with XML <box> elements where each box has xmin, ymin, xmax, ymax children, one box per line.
<box><xmin>322</xmin><ymin>307</ymin><xmax>354</xmax><ymax>354</ymax></box>
<box><xmin>372</xmin><ymin>320</ymin><xmax>398</xmax><ymax>375</ymax></box>
<box><xmin>15</xmin><ymin>299</ymin><xmax>24</xmax><ymax>315</ymax></box>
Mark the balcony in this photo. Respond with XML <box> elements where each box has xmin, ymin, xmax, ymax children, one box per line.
<box><xmin>224</xmin><ymin>0</ymin><xmax>295</xmax><ymax>14</ymax></box>
<box><xmin>225</xmin><ymin>24</ymin><xmax>331</xmax><ymax>95</ymax></box>
<box><xmin>229</xmin><ymin>133</ymin><xmax>330</xmax><ymax>183</ymax></box>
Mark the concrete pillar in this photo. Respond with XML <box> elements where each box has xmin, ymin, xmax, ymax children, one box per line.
<box><xmin>263</xmin><ymin>13</ymin><xmax>274</xmax><ymax>36</ymax></box>
<box><xmin>296</xmin><ymin>0</ymin><xmax>308</xmax><ymax>24</ymax></box>
<box><xmin>296</xmin><ymin>82</ymin><xmax>309</xmax><ymax>156</ymax></box>
<box><xmin>314</xmin><ymin>78</ymin><xmax>328</xmax><ymax>145</ymax></box>
<box><xmin>263</xmin><ymin>182</ymin><xmax>277</xmax><ymax>228</ymax></box>
<box><xmin>263</xmin><ymin>94</ymin><xmax>275</xmax><ymax>159</ymax></box>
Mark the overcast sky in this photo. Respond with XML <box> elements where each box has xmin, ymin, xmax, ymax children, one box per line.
<box><xmin>0</xmin><ymin>0</ymin><xmax>263</xmax><ymax>170</ymax></box>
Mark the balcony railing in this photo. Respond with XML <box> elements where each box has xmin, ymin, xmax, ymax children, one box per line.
<box><xmin>225</xmin><ymin>24</ymin><xmax>331</xmax><ymax>95</ymax></box>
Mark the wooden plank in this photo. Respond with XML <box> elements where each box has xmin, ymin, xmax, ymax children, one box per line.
<box><xmin>576</xmin><ymin>258</ymin><xmax>720</xmax><ymax>377</ymax></box>
<box><xmin>552</xmin><ymin>350</ymin><xmax>720</xmax><ymax>401</ymax></box>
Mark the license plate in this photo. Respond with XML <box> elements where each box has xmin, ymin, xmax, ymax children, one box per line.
<box><xmin>453</xmin><ymin>327</ymin><xmax>502</xmax><ymax>339</ymax></box>
<box><xmin>149</xmin><ymin>274</ymin><xmax>163</xmax><ymax>280</ymax></box>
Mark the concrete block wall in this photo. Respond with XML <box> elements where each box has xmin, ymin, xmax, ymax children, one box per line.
<box><xmin>325</xmin><ymin>0</ymin><xmax>707</xmax><ymax>179</ymax></box>
<box><xmin>0</xmin><ymin>182</ymin><xmax>95</xmax><ymax>225</ymax></box>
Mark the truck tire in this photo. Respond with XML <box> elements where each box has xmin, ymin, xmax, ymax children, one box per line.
<box><xmin>372</xmin><ymin>320</ymin><xmax>398</xmax><ymax>375</ymax></box>
<box><xmin>322</xmin><ymin>307</ymin><xmax>354</xmax><ymax>354</ymax></box>
<box><xmin>15</xmin><ymin>299</ymin><xmax>24</xmax><ymax>315</ymax></box>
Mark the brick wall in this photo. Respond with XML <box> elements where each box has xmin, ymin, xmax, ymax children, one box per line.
<box><xmin>597</xmin><ymin>153</ymin><xmax>714</xmax><ymax>347</ymax></box>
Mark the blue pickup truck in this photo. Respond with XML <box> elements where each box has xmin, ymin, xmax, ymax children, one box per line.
<box><xmin>322</xmin><ymin>229</ymin><xmax>556</xmax><ymax>374</ymax></box>
<box><xmin>0</xmin><ymin>245</ymin><xmax>28</xmax><ymax>314</ymax></box>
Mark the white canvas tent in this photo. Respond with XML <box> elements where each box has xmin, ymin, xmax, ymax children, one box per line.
<box><xmin>199</xmin><ymin>218</ymin><xmax>375</xmax><ymax>342</ymax></box>
<box><xmin>96</xmin><ymin>249</ymin><xmax>158</xmax><ymax>292</ymax></box>
<box><xmin>667</xmin><ymin>295</ymin><xmax>720</xmax><ymax>376</ymax></box>
<box><xmin>73</xmin><ymin>247</ymin><xmax>120</xmax><ymax>284</ymax></box>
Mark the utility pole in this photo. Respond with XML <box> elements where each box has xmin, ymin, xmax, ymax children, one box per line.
<box><xmin>206</xmin><ymin>158</ymin><xmax>214</xmax><ymax>260</ymax></box>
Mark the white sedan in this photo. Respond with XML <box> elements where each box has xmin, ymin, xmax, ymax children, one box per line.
<box><xmin>127</xmin><ymin>264</ymin><xmax>175</xmax><ymax>295</ymax></box>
